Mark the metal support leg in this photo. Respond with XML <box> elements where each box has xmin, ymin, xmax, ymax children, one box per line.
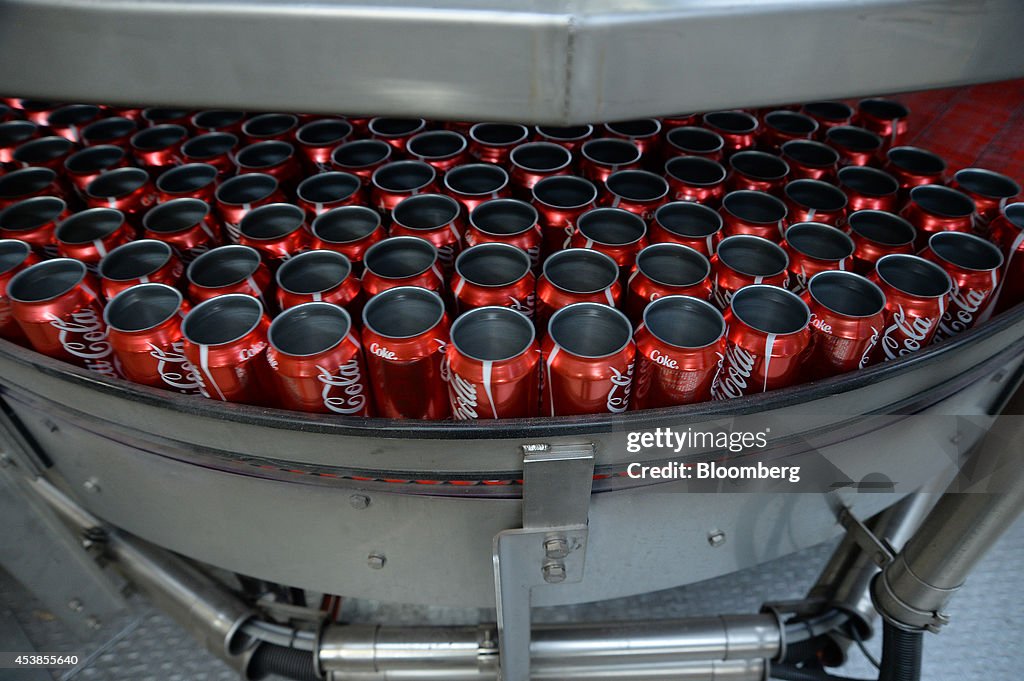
<box><xmin>493</xmin><ymin>443</ymin><xmax>595</xmax><ymax>681</ymax></box>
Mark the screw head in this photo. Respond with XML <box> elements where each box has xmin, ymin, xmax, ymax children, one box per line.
<box><xmin>367</xmin><ymin>552</ymin><xmax>386</xmax><ymax>570</ymax></box>
<box><xmin>542</xmin><ymin>561</ymin><xmax>566</xmax><ymax>584</ymax></box>
<box><xmin>707</xmin><ymin>530</ymin><xmax>726</xmax><ymax>547</ymax></box>
<box><xmin>544</xmin><ymin>536</ymin><xmax>569</xmax><ymax>559</ymax></box>
<box><xmin>85</xmin><ymin>616</ymin><xmax>102</xmax><ymax>630</ymax></box>
<box><xmin>67</xmin><ymin>598</ymin><xmax>83</xmax><ymax>612</ymax></box>
<box><xmin>83</xmin><ymin>478</ymin><xmax>101</xmax><ymax>494</ymax></box>
<box><xmin>349</xmin><ymin>494</ymin><xmax>370</xmax><ymax>510</ymax></box>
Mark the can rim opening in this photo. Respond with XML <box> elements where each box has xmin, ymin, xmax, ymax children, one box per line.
<box><xmin>703</xmin><ymin>110</ymin><xmax>759</xmax><ymax>135</ymax></box>
<box><xmin>665</xmin><ymin>156</ymin><xmax>727</xmax><ymax>187</ymax></box>
<box><xmin>785</xmin><ymin>223</ymin><xmax>854</xmax><ymax>262</ymax></box>
<box><xmin>859</xmin><ymin>98</ymin><xmax>910</xmax><ymax>122</ymax></box>
<box><xmin>665</xmin><ymin>126</ymin><xmax>724</xmax><ymax>154</ymax></box>
<box><xmin>312</xmin><ymin>206</ymin><xmax>381</xmax><ymax>244</ymax></box>
<box><xmin>105</xmin><ymin>283</ymin><xmax>183</xmax><ymax>333</ymax></box>
<box><xmin>730</xmin><ymin>151</ymin><xmax>790</xmax><ymax>182</ymax></box>
<box><xmin>847</xmin><ymin>210</ymin><xmax>916</xmax><ymax>246</ymax></box>
<box><xmin>784</xmin><ymin>179</ymin><xmax>848</xmax><ymax>213</ymax></box>
<box><xmin>236</xmin><ymin>141</ymin><xmax>294</xmax><ymax>169</ymax></box>
<box><xmin>455</xmin><ymin>243</ymin><xmax>531</xmax><ymax>287</ymax></box>
<box><xmin>808</xmin><ymin>270</ymin><xmax>886</xmax><ymax>318</ymax></box>
<box><xmin>536</xmin><ymin>124</ymin><xmax>593</xmax><ymax>142</ymax></box>
<box><xmin>191</xmin><ymin>110</ymin><xmax>245</xmax><ymax>131</ymax></box>
<box><xmin>909</xmin><ymin>185</ymin><xmax>975</xmax><ymax>219</ymax></box>
<box><xmin>269</xmin><ymin>302</ymin><xmax>352</xmax><ymax>357</ymax></box>
<box><xmin>470</xmin><ymin>199</ymin><xmax>538</xmax><ymax>236</ymax></box>
<box><xmin>717</xmin><ymin>235</ymin><xmax>789</xmax><ymax>278</ymax></box>
<box><xmin>826</xmin><ymin>126</ymin><xmax>883</xmax><ymax>153</ymax></box>
<box><xmin>276</xmin><ymin>250</ymin><xmax>352</xmax><ymax>295</ymax></box>
<box><xmin>781</xmin><ymin>140</ymin><xmax>839</xmax><ymax>169</ymax></box>
<box><xmin>1003</xmin><ymin>202</ymin><xmax>1024</xmax><ymax>230</ymax></box>
<box><xmin>182</xmin><ymin>132</ymin><xmax>238</xmax><ymax>160</ymax></box>
<box><xmin>332</xmin><ymin>139</ymin><xmax>392</xmax><ymax>169</ymax></box>
<box><xmin>407</xmin><ymin>130</ymin><xmax>467</xmax><ymax>160</ymax></box>
<box><xmin>144</xmin><ymin>198</ymin><xmax>211</xmax><ymax>234</ymax></box>
<box><xmin>99</xmin><ymin>239</ymin><xmax>173</xmax><ymax>281</ymax></box>
<box><xmin>765</xmin><ymin>111</ymin><xmax>818</xmax><ymax>136</ymax></box>
<box><xmin>731</xmin><ymin>285</ymin><xmax>810</xmax><ymax>335</ymax></box>
<box><xmin>470</xmin><ymin>123</ymin><xmax>529</xmax><ymax>147</ymax></box>
<box><xmin>876</xmin><ymin>254</ymin><xmax>951</xmax><ymax>299</ymax></box>
<box><xmin>578</xmin><ymin>208</ymin><xmax>647</xmax><ymax>246</ymax></box>
<box><xmin>928</xmin><ymin>231</ymin><xmax>1004</xmax><ymax>272</ymax></box>
<box><xmin>549</xmin><ymin>302</ymin><xmax>632</xmax><ymax>359</ymax></box>
<box><xmin>604</xmin><ymin>118</ymin><xmax>661</xmax><ymax>139</ymax></box>
<box><xmin>371</xmin><ymin>161</ymin><xmax>436</xmax><ymax>193</ymax></box>
<box><xmin>187</xmin><ymin>245</ymin><xmax>262</xmax><ymax>288</ymax></box>
<box><xmin>86</xmin><ymin>167</ymin><xmax>148</xmax><ymax>200</ymax></box>
<box><xmin>444</xmin><ymin>163</ymin><xmax>509</xmax><ymax>196</ymax></box>
<box><xmin>644</xmin><ymin>295</ymin><xmax>725</xmax><ymax>349</ymax></box>
<box><xmin>543</xmin><ymin>248</ymin><xmax>618</xmax><ymax>294</ymax></box>
<box><xmin>581</xmin><ymin>138</ymin><xmax>642</xmax><ymax>166</ymax></box>
<box><xmin>240</xmin><ymin>203</ymin><xmax>305</xmax><ymax>241</ymax></box>
<box><xmin>13</xmin><ymin>136</ymin><xmax>72</xmax><ymax>164</ymax></box>
<box><xmin>954</xmin><ymin>168</ymin><xmax>1021</xmax><ymax>200</ymax></box>
<box><xmin>215</xmin><ymin>173</ymin><xmax>278</xmax><ymax>206</ymax></box>
<box><xmin>297</xmin><ymin>172</ymin><xmax>360</xmax><ymax>205</ymax></box>
<box><xmin>363</xmin><ymin>237</ymin><xmax>437</xmax><ymax>280</ymax></box>
<box><xmin>362</xmin><ymin>286</ymin><xmax>445</xmax><ymax>339</ymax></box>
<box><xmin>392</xmin><ymin>194</ymin><xmax>460</xmax><ymax>231</ymax></box>
<box><xmin>157</xmin><ymin>163</ymin><xmax>218</xmax><ymax>194</ymax></box>
<box><xmin>369</xmin><ymin>117</ymin><xmax>427</xmax><ymax>138</ymax></box>
<box><xmin>887</xmin><ymin>146</ymin><xmax>946</xmax><ymax>175</ymax></box>
<box><xmin>0</xmin><ymin>167</ymin><xmax>57</xmax><ymax>200</ymax></box>
<box><xmin>242</xmin><ymin>113</ymin><xmax>298</xmax><ymax>138</ymax></box>
<box><xmin>0</xmin><ymin>239</ymin><xmax>32</xmax><ymax>276</ymax></box>
<box><xmin>654</xmin><ymin>202</ymin><xmax>722</xmax><ymax>238</ymax></box>
<box><xmin>450</xmin><ymin>306</ymin><xmax>535</xmax><ymax>362</ymax></box>
<box><xmin>838</xmin><ymin>166</ymin><xmax>899</xmax><ymax>197</ymax></box>
<box><xmin>0</xmin><ymin>196</ymin><xmax>66</xmax><ymax>231</ymax></box>
<box><xmin>141</xmin><ymin>108</ymin><xmax>190</xmax><ymax>124</ymax></box>
<box><xmin>82</xmin><ymin>117</ymin><xmax>136</xmax><ymax>144</ymax></box>
<box><xmin>532</xmin><ymin>175</ymin><xmax>597</xmax><ymax>210</ymax></box>
<box><xmin>636</xmin><ymin>243</ymin><xmax>710</xmax><ymax>287</ymax></box>
<box><xmin>510</xmin><ymin>142</ymin><xmax>572</xmax><ymax>173</ymax></box>
<box><xmin>56</xmin><ymin>208</ymin><xmax>124</xmax><ymax>245</ymax></box>
<box><xmin>723</xmin><ymin>190</ymin><xmax>788</xmax><ymax>224</ymax></box>
<box><xmin>606</xmin><ymin>170</ymin><xmax>669</xmax><ymax>202</ymax></box>
<box><xmin>183</xmin><ymin>294</ymin><xmax>264</xmax><ymax>347</ymax></box>
<box><xmin>297</xmin><ymin>119</ymin><xmax>353</xmax><ymax>146</ymax></box>
<box><xmin>7</xmin><ymin>258</ymin><xmax>86</xmax><ymax>303</ymax></box>
<box><xmin>66</xmin><ymin>145</ymin><xmax>126</xmax><ymax>174</ymax></box>
<box><xmin>130</xmin><ymin>124</ymin><xmax>187</xmax><ymax>151</ymax></box>
<box><xmin>48</xmin><ymin>104</ymin><xmax>101</xmax><ymax>128</ymax></box>
<box><xmin>0</xmin><ymin>121</ymin><xmax>39</xmax><ymax>147</ymax></box>
<box><xmin>803</xmin><ymin>101</ymin><xmax>854</xmax><ymax>122</ymax></box>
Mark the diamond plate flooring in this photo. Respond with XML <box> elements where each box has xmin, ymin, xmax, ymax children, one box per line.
<box><xmin>3</xmin><ymin>517</ymin><xmax>1022</xmax><ymax>680</ymax></box>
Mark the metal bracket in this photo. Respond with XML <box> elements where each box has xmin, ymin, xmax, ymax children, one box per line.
<box><xmin>493</xmin><ymin>443</ymin><xmax>595</xmax><ymax>681</ymax></box>
<box><xmin>839</xmin><ymin>506</ymin><xmax>896</xmax><ymax>568</ymax></box>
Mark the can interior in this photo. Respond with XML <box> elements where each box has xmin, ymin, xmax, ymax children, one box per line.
<box><xmin>183</xmin><ymin>132</ymin><xmax>238</xmax><ymax>160</ymax></box>
<box><xmin>82</xmin><ymin>117</ymin><xmax>136</xmax><ymax>143</ymax></box>
<box><xmin>87</xmin><ymin>167</ymin><xmax>147</xmax><ymax>199</ymax></box>
<box><xmin>860</xmin><ymin>98</ymin><xmax>910</xmax><ymax>121</ymax></box>
<box><xmin>277</xmin><ymin>251</ymin><xmax>350</xmax><ymax>294</ymax></box>
<box><xmin>7</xmin><ymin>259</ymin><xmax>85</xmax><ymax>303</ymax></box>
<box><xmin>765</xmin><ymin>110</ymin><xmax>817</xmax><ymax>135</ymax></box>
<box><xmin>236</xmin><ymin>141</ymin><xmax>293</xmax><ymax>169</ymax></box>
<box><xmin>106</xmin><ymin>285</ymin><xmax>181</xmax><ymax>332</ymax></box>
<box><xmin>191</xmin><ymin>110</ymin><xmax>245</xmax><ymax>130</ymax></box>
<box><xmin>298</xmin><ymin>172</ymin><xmax>360</xmax><ymax>204</ymax></box>
<box><xmin>216</xmin><ymin>174</ymin><xmax>277</xmax><ymax>204</ymax></box>
<box><xmin>269</xmin><ymin>303</ymin><xmax>350</xmax><ymax>357</ymax></box>
<box><xmin>786</xmin><ymin>223</ymin><xmax>854</xmax><ymax>261</ymax></box>
<box><xmin>333</xmin><ymin>139</ymin><xmax>391</xmax><ymax>168</ymax></box>
<box><xmin>803</xmin><ymin>101</ymin><xmax>854</xmax><ymax>122</ymax></box>
<box><xmin>785</xmin><ymin>180</ymin><xmax>847</xmax><ymax>212</ymax></box>
<box><xmin>847</xmin><ymin>210</ymin><xmax>916</xmax><ymax>245</ymax></box>
<box><xmin>910</xmin><ymin>185</ymin><xmax>976</xmax><ymax>218</ymax></box>
<box><xmin>637</xmin><ymin>244</ymin><xmax>709</xmax><ymax>286</ymax></box>
<box><xmin>781</xmin><ymin>140</ymin><xmax>839</xmax><ymax>168</ymax></box>
<box><xmin>392</xmin><ymin>194</ymin><xmax>458</xmax><ymax>230</ymax></box>
<box><xmin>56</xmin><ymin>209</ymin><xmax>123</xmax><ymax>244</ymax></box>
<box><xmin>66</xmin><ymin>146</ymin><xmax>125</xmax><ymax>173</ymax></box>
<box><xmin>471</xmin><ymin>199</ymin><xmax>536</xmax><ymax>235</ymax></box>
<box><xmin>297</xmin><ymin>119</ymin><xmax>352</xmax><ymax>145</ymax></box>
<box><xmin>374</xmin><ymin>161</ymin><xmax>435</xmax><ymax>191</ymax></box>
<box><xmin>370</xmin><ymin>118</ymin><xmax>425</xmax><ymax>137</ymax></box>
<box><xmin>408</xmin><ymin>131</ymin><xmax>465</xmax><ymax>158</ymax></box>
<box><xmin>826</xmin><ymin>126</ymin><xmax>882</xmax><ymax>152</ymax></box>
<box><xmin>510</xmin><ymin>142</ymin><xmax>571</xmax><ymax>172</ymax></box>
<box><xmin>158</xmin><ymin>163</ymin><xmax>218</xmax><ymax>193</ymax></box>
<box><xmin>142</xmin><ymin>108</ymin><xmax>190</xmax><ymax>124</ymax></box>
<box><xmin>731</xmin><ymin>286</ymin><xmax>809</xmax><ymax>335</ymax></box>
<box><xmin>605</xmin><ymin>119</ymin><xmax>660</xmax><ymax>137</ymax></box>
<box><xmin>549</xmin><ymin>303</ymin><xmax>631</xmax><ymax>358</ymax></box>
<box><xmin>0</xmin><ymin>121</ymin><xmax>40</xmax><ymax>147</ymax></box>
<box><xmin>655</xmin><ymin>202</ymin><xmax>722</xmax><ymax>237</ymax></box>
<box><xmin>0</xmin><ymin>240</ymin><xmax>31</xmax><ymax>275</ymax></box>
<box><xmin>363</xmin><ymin>288</ymin><xmax>443</xmax><ymax>338</ymax></box>
<box><xmin>144</xmin><ymin>199</ymin><xmax>209</xmax><ymax>233</ymax></box>
<box><xmin>533</xmin><ymin>176</ymin><xmax>597</xmax><ymax>208</ymax></box>
<box><xmin>14</xmin><ymin>136</ymin><xmax>72</xmax><ymax>164</ymax></box>
<box><xmin>536</xmin><ymin>124</ymin><xmax>592</xmax><ymax>141</ymax></box>
<box><xmin>703</xmin><ymin>110</ymin><xmax>758</xmax><ymax>134</ymax></box>
<box><xmin>665</xmin><ymin>156</ymin><xmax>726</xmax><ymax>186</ymax></box>
<box><xmin>808</xmin><ymin>271</ymin><xmax>885</xmax><ymax>317</ymax></box>
<box><xmin>0</xmin><ymin>168</ymin><xmax>55</xmax><ymax>199</ymax></box>
<box><xmin>605</xmin><ymin>170</ymin><xmax>668</xmax><ymax>201</ymax></box>
<box><xmin>578</xmin><ymin>208</ymin><xmax>646</xmax><ymax>245</ymax></box>
<box><xmin>132</xmin><ymin>124</ymin><xmax>187</xmax><ymax>150</ymax></box>
<box><xmin>471</xmin><ymin>123</ymin><xmax>528</xmax><ymax>145</ymax></box>
<box><xmin>188</xmin><ymin>247</ymin><xmax>260</xmax><ymax>287</ymax></box>
<box><xmin>455</xmin><ymin>244</ymin><xmax>530</xmax><ymax>286</ymax></box>
<box><xmin>100</xmin><ymin>241</ymin><xmax>172</xmax><ymax>280</ymax></box>
<box><xmin>364</xmin><ymin>238</ymin><xmax>435</xmax><ymax>278</ymax></box>
<box><xmin>243</xmin><ymin>113</ymin><xmax>297</xmax><ymax>137</ymax></box>
<box><xmin>183</xmin><ymin>295</ymin><xmax>263</xmax><ymax>346</ymax></box>
<box><xmin>544</xmin><ymin>250</ymin><xmax>617</xmax><ymax>293</ymax></box>
<box><xmin>645</xmin><ymin>296</ymin><xmax>724</xmax><ymax>348</ymax></box>
<box><xmin>312</xmin><ymin>206</ymin><xmax>380</xmax><ymax>243</ymax></box>
<box><xmin>730</xmin><ymin>151</ymin><xmax>789</xmax><ymax>181</ymax></box>
<box><xmin>0</xmin><ymin>196</ymin><xmax>64</xmax><ymax>230</ymax></box>
<box><xmin>718</xmin><ymin>236</ymin><xmax>788</xmax><ymax>277</ymax></box>
<box><xmin>877</xmin><ymin>255</ymin><xmax>950</xmax><ymax>298</ymax></box>
<box><xmin>887</xmin><ymin>146</ymin><xmax>946</xmax><ymax>174</ymax></box>
<box><xmin>444</xmin><ymin>164</ymin><xmax>507</xmax><ymax>194</ymax></box>
<box><xmin>723</xmin><ymin>190</ymin><xmax>787</xmax><ymax>224</ymax></box>
<box><xmin>954</xmin><ymin>168</ymin><xmax>1021</xmax><ymax>199</ymax></box>
<box><xmin>838</xmin><ymin>166</ymin><xmax>899</xmax><ymax>197</ymax></box>
<box><xmin>929</xmin><ymin>232</ymin><xmax>1003</xmax><ymax>272</ymax></box>
<box><xmin>666</xmin><ymin>126</ymin><xmax>723</xmax><ymax>154</ymax></box>
<box><xmin>451</xmin><ymin>307</ymin><xmax>534</xmax><ymax>361</ymax></box>
<box><xmin>581</xmin><ymin>138</ymin><xmax>641</xmax><ymax>165</ymax></box>
<box><xmin>1004</xmin><ymin>203</ymin><xmax>1024</xmax><ymax>230</ymax></box>
<box><xmin>241</xmin><ymin>204</ymin><xmax>304</xmax><ymax>239</ymax></box>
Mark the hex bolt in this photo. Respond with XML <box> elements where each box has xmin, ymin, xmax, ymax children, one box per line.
<box><xmin>83</xmin><ymin>478</ymin><xmax>101</xmax><ymax>494</ymax></box>
<box><xmin>349</xmin><ymin>494</ymin><xmax>371</xmax><ymax>510</ymax></box>
<box><xmin>67</xmin><ymin>598</ymin><xmax>83</xmax><ymax>612</ymax></box>
<box><xmin>542</xmin><ymin>561</ymin><xmax>566</xmax><ymax>584</ymax></box>
<box><xmin>85</xmin><ymin>616</ymin><xmax>102</xmax><ymax>630</ymax></box>
<box><xmin>707</xmin><ymin>530</ymin><xmax>726</xmax><ymax>547</ymax></box>
<box><xmin>367</xmin><ymin>552</ymin><xmax>386</xmax><ymax>570</ymax></box>
<box><xmin>543</xmin><ymin>536</ymin><xmax>569</xmax><ymax>560</ymax></box>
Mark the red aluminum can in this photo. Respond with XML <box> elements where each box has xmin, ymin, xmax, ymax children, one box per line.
<box><xmin>900</xmin><ymin>184</ymin><xmax>976</xmax><ymax>250</ymax></box>
<box><xmin>370</xmin><ymin>160</ymin><xmax>437</xmax><ymax>214</ymax></box>
<box><xmin>369</xmin><ymin>117</ymin><xmax>428</xmax><ymax>152</ymax></box>
<box><xmin>104</xmin><ymin>283</ymin><xmax>201</xmax><ymax>394</ymax></box>
<box><xmin>242</xmin><ymin>113</ymin><xmax>298</xmax><ymax>144</ymax></box>
<box><xmin>181</xmin><ymin>293</ymin><xmax>273</xmax><ymax>405</ymax></box>
<box><xmin>663</xmin><ymin>126</ymin><xmax>725</xmax><ymax>162</ymax></box>
<box><xmin>921</xmin><ymin>231</ymin><xmax>1003</xmax><ymax>339</ymax></box>
<box><xmin>295</xmin><ymin>118</ymin><xmax>353</xmax><ymax>172</ymax></box>
<box><xmin>275</xmin><ymin>249</ymin><xmax>361</xmax><ymax>315</ymax></box>
<box><xmin>534</xmin><ymin>124</ymin><xmax>594</xmax><ymax>153</ymax></box>
<box><xmin>81</xmin><ymin>117</ymin><xmax>138</xmax><ymax>148</ymax></box>
<box><xmin>990</xmin><ymin>203</ymin><xmax>1024</xmax><ymax>314</ymax></box>
<box><xmin>761</xmin><ymin>111</ymin><xmax>818</xmax><ymax>151</ymax></box>
<box><xmin>0</xmin><ymin>239</ymin><xmax>39</xmax><ymax>341</ymax></box>
<box><xmin>235</xmin><ymin>141</ymin><xmax>303</xmax><ymax>190</ymax></box>
<box><xmin>442</xmin><ymin>163</ymin><xmax>512</xmax><ymax>214</ymax></box>
<box><xmin>0</xmin><ymin>121</ymin><xmax>44</xmax><ymax>166</ymax></box>
<box><xmin>0</xmin><ymin>196</ymin><xmax>67</xmax><ymax>255</ymax></box>
<box><xmin>663</xmin><ymin>156</ymin><xmax>728</xmax><ymax>207</ymax></box>
<box><xmin>140</xmin><ymin>108</ymin><xmax>192</xmax><ymax>128</ymax></box>
<box><xmin>142</xmin><ymin>198</ymin><xmax>222</xmax><ymax>263</ymax></box>
<box><xmin>17</xmin><ymin>101</ymin><xmax>61</xmax><ymax>126</ymax></box>
<box><xmin>509</xmin><ymin>142</ymin><xmax>573</xmax><ymax>197</ymax></box>
<box><xmin>130</xmin><ymin>124</ymin><xmax>187</xmax><ymax>171</ymax></box>
<box><xmin>711</xmin><ymin>284</ymin><xmax>810</xmax><ymax>398</ymax></box>
<box><xmin>535</xmin><ymin>248</ymin><xmax>621</xmax><ymax>333</ymax></box>
<box><xmin>310</xmin><ymin>206</ymin><xmax>385</xmax><ymax>272</ymax></box>
<box><xmin>825</xmin><ymin>125</ymin><xmax>884</xmax><ymax>168</ymax></box>
<box><xmin>950</xmin><ymin>168</ymin><xmax>1021</xmax><ymax>232</ymax></box>
<box><xmin>13</xmin><ymin>136</ymin><xmax>75</xmax><ymax>172</ymax></box>
<box><xmin>871</xmin><ymin>254</ymin><xmax>951</xmax><ymax>362</ymax></box>
<box><xmin>331</xmin><ymin>139</ymin><xmax>393</xmax><ymax>186</ymax></box>
<box><xmin>45</xmin><ymin>104</ymin><xmax>103</xmax><ymax>143</ymax></box>
<box><xmin>781</xmin><ymin>222</ymin><xmax>855</xmax><ymax>293</ymax></box>
<box><xmin>361</xmin><ymin>286</ymin><xmax>451</xmax><ymax>419</ymax></box>
<box><xmin>266</xmin><ymin>302</ymin><xmax>372</xmax><ymax>415</ymax></box>
<box><xmin>719</xmin><ymin>190</ymin><xmax>788</xmax><ymax>241</ymax></box>
<box><xmin>406</xmin><ymin>130</ymin><xmax>470</xmax><ymax>174</ymax></box>
<box><xmin>803</xmin><ymin>270</ymin><xmax>886</xmax><ymax>376</ymax></box>
<box><xmin>181</xmin><ymin>133</ymin><xmax>239</xmax><ymax>179</ymax></box>
<box><xmin>726</xmin><ymin>151</ymin><xmax>790</xmax><ymax>195</ymax></box>
<box><xmin>84</xmin><ymin>167</ymin><xmax>157</xmax><ymax>222</ymax></box>
<box><xmin>155</xmin><ymin>163</ymin><xmax>219</xmax><ymax>203</ymax></box>
<box><xmin>451</xmin><ymin>243</ymin><xmax>535</xmax><ymax>317</ymax></box>
<box><xmin>466</xmin><ymin>199</ymin><xmax>542</xmax><ymax>271</ymax></box>
<box><xmin>238</xmin><ymin>203</ymin><xmax>310</xmax><ymax>264</ymax></box>
<box><xmin>801</xmin><ymin>101</ymin><xmax>855</xmax><ymax>135</ymax></box>
<box><xmin>579</xmin><ymin>139</ymin><xmax>643</xmax><ymax>184</ymax></box>
<box><xmin>214</xmin><ymin>173</ymin><xmax>286</xmax><ymax>243</ymax></box>
<box><xmin>99</xmin><ymin>239</ymin><xmax>184</xmax><ymax>299</ymax></box>
<box><xmin>856</xmin><ymin>98</ymin><xmax>910</xmax><ymax>149</ymax></box>
<box><xmin>468</xmin><ymin>123</ymin><xmax>529</xmax><ymax>165</ymax></box>
<box><xmin>55</xmin><ymin>208</ymin><xmax>133</xmax><ymax>269</ymax></box>
<box><xmin>837</xmin><ymin>166</ymin><xmax>900</xmax><ymax>213</ymax></box>
<box><xmin>602</xmin><ymin>170</ymin><xmax>669</xmax><ymax>221</ymax></box>
<box><xmin>186</xmin><ymin>244</ymin><xmax>274</xmax><ymax>308</ymax></box>
<box><xmin>190</xmin><ymin>110</ymin><xmax>246</xmax><ymax>135</ymax></box>
<box><xmin>625</xmin><ymin>242</ymin><xmax>712</xmax><ymax>324</ymax></box>
<box><xmin>360</xmin><ymin>236</ymin><xmax>444</xmax><ymax>298</ymax></box>
<box><xmin>702</xmin><ymin>111</ymin><xmax>759</xmax><ymax>156</ymax></box>
<box><xmin>570</xmin><ymin>207</ymin><xmax>648</xmax><ymax>273</ymax></box>
<box><xmin>603</xmin><ymin>119</ymin><xmax>662</xmax><ymax>160</ymax></box>
<box><xmin>649</xmin><ymin>202</ymin><xmax>724</xmax><ymax>257</ymax></box>
<box><xmin>783</xmin><ymin>179</ymin><xmax>848</xmax><ymax>228</ymax></box>
<box><xmin>661</xmin><ymin>113</ymin><xmax>699</xmax><ymax>129</ymax></box>
<box><xmin>632</xmin><ymin>295</ymin><xmax>725</xmax><ymax>408</ymax></box>
<box><xmin>541</xmin><ymin>302</ymin><xmax>635</xmax><ymax>416</ymax></box>
<box><xmin>531</xmin><ymin>175</ymin><xmax>598</xmax><ymax>256</ymax></box>
<box><xmin>710</xmin><ymin>234</ymin><xmax>790</xmax><ymax>309</ymax></box>
<box><xmin>779</xmin><ymin>140</ymin><xmax>839</xmax><ymax>182</ymax></box>
<box><xmin>7</xmin><ymin>258</ymin><xmax>120</xmax><ymax>378</ymax></box>
<box><xmin>389</xmin><ymin>193</ymin><xmax>465</xmax><ymax>271</ymax></box>
<box><xmin>846</xmin><ymin>209</ymin><xmax>917</xmax><ymax>275</ymax></box>
<box><xmin>64</xmin><ymin>145</ymin><xmax>132</xmax><ymax>194</ymax></box>
<box><xmin>0</xmin><ymin>167</ymin><xmax>68</xmax><ymax>209</ymax></box>
<box><xmin>296</xmin><ymin>171</ymin><xmax>363</xmax><ymax>217</ymax></box>
<box><xmin>446</xmin><ymin>306</ymin><xmax>540</xmax><ymax>419</ymax></box>
<box><xmin>884</xmin><ymin>146</ymin><xmax>947</xmax><ymax>191</ymax></box>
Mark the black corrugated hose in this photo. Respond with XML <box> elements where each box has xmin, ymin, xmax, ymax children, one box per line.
<box><xmin>772</xmin><ymin>621</ymin><xmax>922</xmax><ymax>681</ymax></box>
<box><xmin>247</xmin><ymin>642</ymin><xmax>318</xmax><ymax>681</ymax></box>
